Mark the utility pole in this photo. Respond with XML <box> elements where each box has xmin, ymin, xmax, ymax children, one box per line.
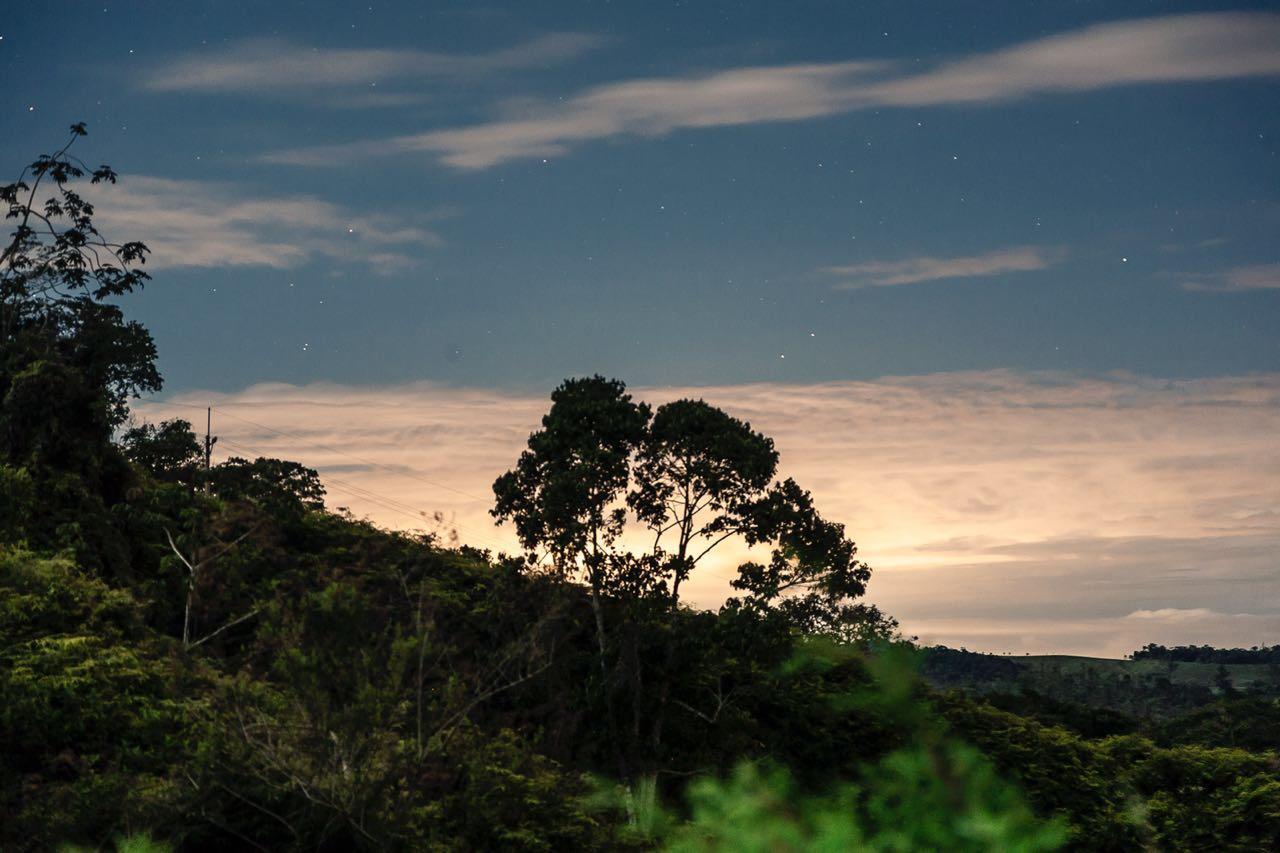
<box><xmin>204</xmin><ymin>406</ymin><xmax>215</xmax><ymax>470</ymax></box>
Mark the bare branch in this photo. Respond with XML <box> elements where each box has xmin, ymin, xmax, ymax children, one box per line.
<box><xmin>190</xmin><ymin>608</ymin><xmax>262</xmax><ymax>648</ymax></box>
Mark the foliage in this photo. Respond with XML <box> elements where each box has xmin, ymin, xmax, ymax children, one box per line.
<box><xmin>1</xmin><ymin>125</ymin><xmax>158</xmax><ymax>573</ymax></box>
<box><xmin>120</xmin><ymin>418</ymin><xmax>204</xmax><ymax>483</ymax></box>
<box><xmin>1153</xmin><ymin>697</ymin><xmax>1280</xmax><ymax>752</ymax></box>
<box><xmin>59</xmin><ymin>833</ymin><xmax>174</xmax><ymax>853</ymax></box>
<box><xmin>0</xmin><ymin>549</ymin><xmax>188</xmax><ymax>849</ymax></box>
<box><xmin>205</xmin><ymin>455</ymin><xmax>326</xmax><ymax>516</ymax></box>
<box><xmin>622</xmin><ymin>646</ymin><xmax>1066</xmax><ymax>852</ymax></box>
<box><xmin>662</xmin><ymin>750</ymin><xmax>1064</xmax><ymax>853</ymax></box>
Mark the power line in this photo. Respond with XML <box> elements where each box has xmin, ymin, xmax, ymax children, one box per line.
<box><xmin>214</xmin><ymin>437</ymin><xmax>506</xmax><ymax>551</ymax></box>
<box><xmin>139</xmin><ymin>400</ymin><xmax>745</xmax><ymax>582</ymax></box>
<box><xmin>140</xmin><ymin>398</ymin><xmax>490</xmax><ymax>500</ymax></box>
<box><xmin>137</xmin><ymin>400</ymin><xmax>505</xmax><ymax>549</ymax></box>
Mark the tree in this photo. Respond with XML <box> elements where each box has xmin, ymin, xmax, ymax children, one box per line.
<box><xmin>206</xmin><ymin>456</ymin><xmax>326</xmax><ymax>516</ymax></box>
<box><xmin>1</xmin><ymin>124</ymin><xmax>158</xmax><ymax>569</ymax></box>
<box><xmin>492</xmin><ymin>376</ymin><xmax>650</xmax><ymax>672</ymax></box>
<box><xmin>492</xmin><ymin>376</ymin><xmax>650</xmax><ymax>783</ymax></box>
<box><xmin>495</xmin><ymin>379</ymin><xmax>877</xmax><ymax>638</ymax></box>
<box><xmin>120</xmin><ymin>418</ymin><xmax>205</xmax><ymax>484</ymax></box>
<box><xmin>629</xmin><ymin>399</ymin><xmax>778</xmax><ymax>609</ymax></box>
<box><xmin>493</xmin><ymin>377</ymin><xmax>885</xmax><ymax>774</ymax></box>
<box><xmin>1</xmin><ymin>122</ymin><xmax>154</xmax><ymax>405</ymax></box>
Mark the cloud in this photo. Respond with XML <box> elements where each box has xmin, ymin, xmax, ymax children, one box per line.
<box><xmin>1178</xmin><ymin>262</ymin><xmax>1280</xmax><ymax>292</ymax></box>
<box><xmin>260</xmin><ymin>12</ymin><xmax>1280</xmax><ymax>169</ymax></box>
<box><xmin>1126</xmin><ymin>608</ymin><xmax>1223</xmax><ymax>622</ymax></box>
<box><xmin>86</xmin><ymin>176</ymin><xmax>445</xmax><ymax>272</ymax></box>
<box><xmin>263</xmin><ymin>61</ymin><xmax>881</xmax><ymax>168</ymax></box>
<box><xmin>133</xmin><ymin>370</ymin><xmax>1280</xmax><ymax>657</ymax></box>
<box><xmin>143</xmin><ymin>33</ymin><xmax>605</xmax><ymax>100</ymax></box>
<box><xmin>824</xmin><ymin>246</ymin><xmax>1056</xmax><ymax>288</ymax></box>
<box><xmin>858</xmin><ymin>12</ymin><xmax>1280</xmax><ymax>106</ymax></box>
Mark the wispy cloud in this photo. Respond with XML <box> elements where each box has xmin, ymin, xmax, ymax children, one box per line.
<box><xmin>88</xmin><ymin>176</ymin><xmax>446</xmax><ymax>272</ymax></box>
<box><xmin>260</xmin><ymin>12</ymin><xmax>1280</xmax><ymax>169</ymax></box>
<box><xmin>1159</xmin><ymin>237</ymin><xmax>1230</xmax><ymax>254</ymax></box>
<box><xmin>824</xmin><ymin>246</ymin><xmax>1056</xmax><ymax>289</ymax></box>
<box><xmin>1178</xmin><ymin>262</ymin><xmax>1280</xmax><ymax>292</ymax></box>
<box><xmin>1127</xmin><ymin>608</ymin><xmax>1225</xmax><ymax>622</ymax></box>
<box><xmin>135</xmin><ymin>370</ymin><xmax>1280</xmax><ymax>657</ymax></box>
<box><xmin>143</xmin><ymin>32</ymin><xmax>604</xmax><ymax>101</ymax></box>
<box><xmin>858</xmin><ymin>12</ymin><xmax>1280</xmax><ymax>106</ymax></box>
<box><xmin>263</xmin><ymin>61</ymin><xmax>881</xmax><ymax>168</ymax></box>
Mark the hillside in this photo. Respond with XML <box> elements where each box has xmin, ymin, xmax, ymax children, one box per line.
<box><xmin>923</xmin><ymin>648</ymin><xmax>1280</xmax><ymax>718</ymax></box>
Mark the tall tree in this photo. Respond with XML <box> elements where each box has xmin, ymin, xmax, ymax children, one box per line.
<box><xmin>492</xmin><ymin>376</ymin><xmax>650</xmax><ymax>672</ymax></box>
<box><xmin>493</xmin><ymin>378</ymin><xmax>887</xmax><ymax>773</ymax></box>
<box><xmin>1</xmin><ymin>124</ymin><xmax>158</xmax><ymax>568</ymax></box>
<box><xmin>629</xmin><ymin>398</ymin><xmax>778</xmax><ymax>609</ymax></box>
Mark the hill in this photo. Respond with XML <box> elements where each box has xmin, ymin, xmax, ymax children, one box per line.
<box><xmin>923</xmin><ymin>647</ymin><xmax>1280</xmax><ymax>718</ymax></box>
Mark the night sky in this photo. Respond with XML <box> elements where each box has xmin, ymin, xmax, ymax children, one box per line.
<box><xmin>5</xmin><ymin>2</ymin><xmax>1278</xmax><ymax>655</ymax></box>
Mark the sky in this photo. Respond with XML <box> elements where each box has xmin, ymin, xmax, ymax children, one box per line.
<box><xmin>5</xmin><ymin>1</ymin><xmax>1279</xmax><ymax>656</ymax></box>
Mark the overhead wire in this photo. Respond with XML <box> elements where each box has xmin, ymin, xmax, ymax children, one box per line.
<box><xmin>138</xmin><ymin>399</ymin><xmax>748</xmax><ymax>584</ymax></box>
<box><xmin>208</xmin><ymin>436</ymin><xmax>508</xmax><ymax>552</ymax></box>
<box><xmin>139</xmin><ymin>399</ymin><xmax>488</xmax><ymax>502</ymax></box>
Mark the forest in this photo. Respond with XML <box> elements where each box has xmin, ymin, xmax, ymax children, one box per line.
<box><xmin>3</xmin><ymin>128</ymin><xmax>1278</xmax><ymax>851</ymax></box>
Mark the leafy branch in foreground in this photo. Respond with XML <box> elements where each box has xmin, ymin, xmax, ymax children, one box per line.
<box><xmin>597</xmin><ymin>645</ymin><xmax>1067</xmax><ymax>852</ymax></box>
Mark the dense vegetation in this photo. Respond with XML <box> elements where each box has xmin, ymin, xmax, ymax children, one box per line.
<box><xmin>3</xmin><ymin>128</ymin><xmax>1278</xmax><ymax>850</ymax></box>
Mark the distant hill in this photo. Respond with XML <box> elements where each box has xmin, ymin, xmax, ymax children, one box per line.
<box><xmin>922</xmin><ymin>646</ymin><xmax>1280</xmax><ymax>718</ymax></box>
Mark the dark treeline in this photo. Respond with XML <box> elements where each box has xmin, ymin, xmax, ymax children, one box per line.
<box><xmin>921</xmin><ymin>645</ymin><xmax>1023</xmax><ymax>685</ymax></box>
<box><xmin>3</xmin><ymin>128</ymin><xmax>1279</xmax><ymax>851</ymax></box>
<box><xmin>1132</xmin><ymin>643</ymin><xmax>1280</xmax><ymax>665</ymax></box>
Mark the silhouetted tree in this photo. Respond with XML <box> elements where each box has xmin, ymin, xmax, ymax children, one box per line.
<box><xmin>492</xmin><ymin>375</ymin><xmax>650</xmax><ymax>679</ymax></box>
<box><xmin>629</xmin><ymin>398</ymin><xmax>778</xmax><ymax>608</ymax></box>
<box><xmin>1</xmin><ymin>124</ymin><xmax>157</xmax><ymax>569</ymax></box>
<box><xmin>493</xmin><ymin>376</ymin><xmax>888</xmax><ymax>773</ymax></box>
<box><xmin>120</xmin><ymin>418</ymin><xmax>204</xmax><ymax>484</ymax></box>
<box><xmin>206</xmin><ymin>456</ymin><xmax>326</xmax><ymax>516</ymax></box>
